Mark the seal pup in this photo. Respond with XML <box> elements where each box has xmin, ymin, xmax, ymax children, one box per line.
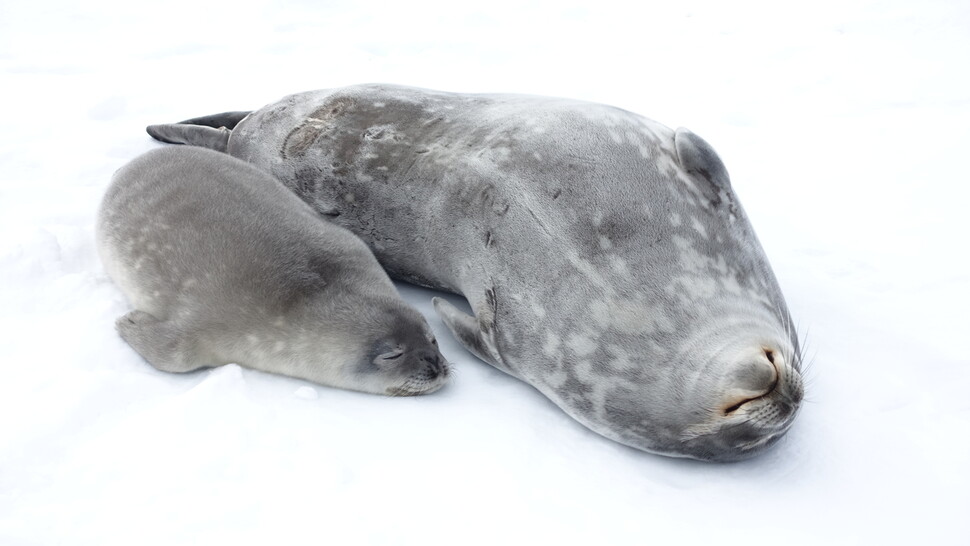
<box><xmin>96</xmin><ymin>146</ymin><xmax>449</xmax><ymax>396</ymax></box>
<box><xmin>148</xmin><ymin>84</ymin><xmax>804</xmax><ymax>460</ymax></box>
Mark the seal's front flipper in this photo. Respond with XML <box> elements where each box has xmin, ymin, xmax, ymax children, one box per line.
<box><xmin>432</xmin><ymin>295</ymin><xmax>516</xmax><ymax>378</ymax></box>
<box><xmin>146</xmin><ymin>124</ymin><xmax>231</xmax><ymax>152</ymax></box>
<box><xmin>116</xmin><ymin>310</ymin><xmax>207</xmax><ymax>373</ymax></box>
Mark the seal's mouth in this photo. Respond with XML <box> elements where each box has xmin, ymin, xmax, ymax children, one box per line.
<box><xmin>722</xmin><ymin>394</ymin><xmax>766</xmax><ymax>415</ymax></box>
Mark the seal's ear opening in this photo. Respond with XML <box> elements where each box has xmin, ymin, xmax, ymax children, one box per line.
<box><xmin>674</xmin><ymin>128</ymin><xmax>731</xmax><ymax>191</ymax></box>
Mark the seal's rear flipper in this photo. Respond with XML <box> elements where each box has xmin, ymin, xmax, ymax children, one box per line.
<box><xmin>146</xmin><ymin>110</ymin><xmax>252</xmax><ymax>152</ymax></box>
<box><xmin>177</xmin><ymin>111</ymin><xmax>252</xmax><ymax>130</ymax></box>
<box><xmin>146</xmin><ymin>124</ymin><xmax>231</xmax><ymax>152</ymax></box>
<box><xmin>116</xmin><ymin>310</ymin><xmax>207</xmax><ymax>373</ymax></box>
<box><xmin>432</xmin><ymin>296</ymin><xmax>517</xmax><ymax>378</ymax></box>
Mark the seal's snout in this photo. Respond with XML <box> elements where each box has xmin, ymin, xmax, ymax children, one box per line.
<box><xmin>680</xmin><ymin>343</ymin><xmax>804</xmax><ymax>460</ymax></box>
<box><xmin>721</xmin><ymin>347</ymin><xmax>780</xmax><ymax>415</ymax></box>
<box><xmin>384</xmin><ymin>351</ymin><xmax>450</xmax><ymax>397</ymax></box>
<box><xmin>420</xmin><ymin>353</ymin><xmax>449</xmax><ymax>379</ymax></box>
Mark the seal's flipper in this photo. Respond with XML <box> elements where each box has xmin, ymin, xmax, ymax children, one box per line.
<box><xmin>177</xmin><ymin>111</ymin><xmax>252</xmax><ymax>130</ymax></box>
<box><xmin>116</xmin><ymin>310</ymin><xmax>207</xmax><ymax>373</ymax></box>
<box><xmin>146</xmin><ymin>124</ymin><xmax>231</xmax><ymax>152</ymax></box>
<box><xmin>146</xmin><ymin>110</ymin><xmax>252</xmax><ymax>150</ymax></box>
<box><xmin>432</xmin><ymin>296</ymin><xmax>516</xmax><ymax>378</ymax></box>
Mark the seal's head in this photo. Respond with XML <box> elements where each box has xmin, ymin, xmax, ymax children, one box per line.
<box><xmin>366</xmin><ymin>307</ymin><xmax>450</xmax><ymax>397</ymax></box>
<box><xmin>546</xmin><ymin>127</ymin><xmax>805</xmax><ymax>461</ymax></box>
<box><xmin>338</xmin><ymin>298</ymin><xmax>450</xmax><ymax>396</ymax></box>
<box><xmin>662</xmin><ymin>129</ymin><xmax>804</xmax><ymax>460</ymax></box>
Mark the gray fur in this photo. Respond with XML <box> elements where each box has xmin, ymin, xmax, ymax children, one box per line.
<box><xmin>96</xmin><ymin>146</ymin><xmax>448</xmax><ymax>395</ymax></box>
<box><xmin>148</xmin><ymin>84</ymin><xmax>804</xmax><ymax>460</ymax></box>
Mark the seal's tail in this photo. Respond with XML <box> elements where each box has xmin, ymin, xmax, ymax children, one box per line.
<box><xmin>146</xmin><ymin>111</ymin><xmax>252</xmax><ymax>153</ymax></box>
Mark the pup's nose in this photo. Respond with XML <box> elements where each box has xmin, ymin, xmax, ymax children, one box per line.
<box><xmin>421</xmin><ymin>353</ymin><xmax>447</xmax><ymax>378</ymax></box>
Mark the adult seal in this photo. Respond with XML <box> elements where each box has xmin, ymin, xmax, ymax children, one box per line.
<box><xmin>148</xmin><ymin>84</ymin><xmax>804</xmax><ymax>461</ymax></box>
<box><xmin>96</xmin><ymin>146</ymin><xmax>449</xmax><ymax>396</ymax></box>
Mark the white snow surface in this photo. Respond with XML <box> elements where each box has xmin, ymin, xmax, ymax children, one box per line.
<box><xmin>2</xmin><ymin>1</ymin><xmax>968</xmax><ymax>544</ymax></box>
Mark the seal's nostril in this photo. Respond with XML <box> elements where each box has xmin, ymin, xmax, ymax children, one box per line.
<box><xmin>762</xmin><ymin>347</ymin><xmax>780</xmax><ymax>394</ymax></box>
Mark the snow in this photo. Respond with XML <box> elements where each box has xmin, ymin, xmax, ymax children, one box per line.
<box><xmin>2</xmin><ymin>0</ymin><xmax>968</xmax><ymax>544</ymax></box>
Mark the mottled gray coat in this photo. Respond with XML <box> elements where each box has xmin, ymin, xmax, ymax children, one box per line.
<box><xmin>148</xmin><ymin>84</ymin><xmax>804</xmax><ymax>460</ymax></box>
<box><xmin>97</xmin><ymin>146</ymin><xmax>448</xmax><ymax>395</ymax></box>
